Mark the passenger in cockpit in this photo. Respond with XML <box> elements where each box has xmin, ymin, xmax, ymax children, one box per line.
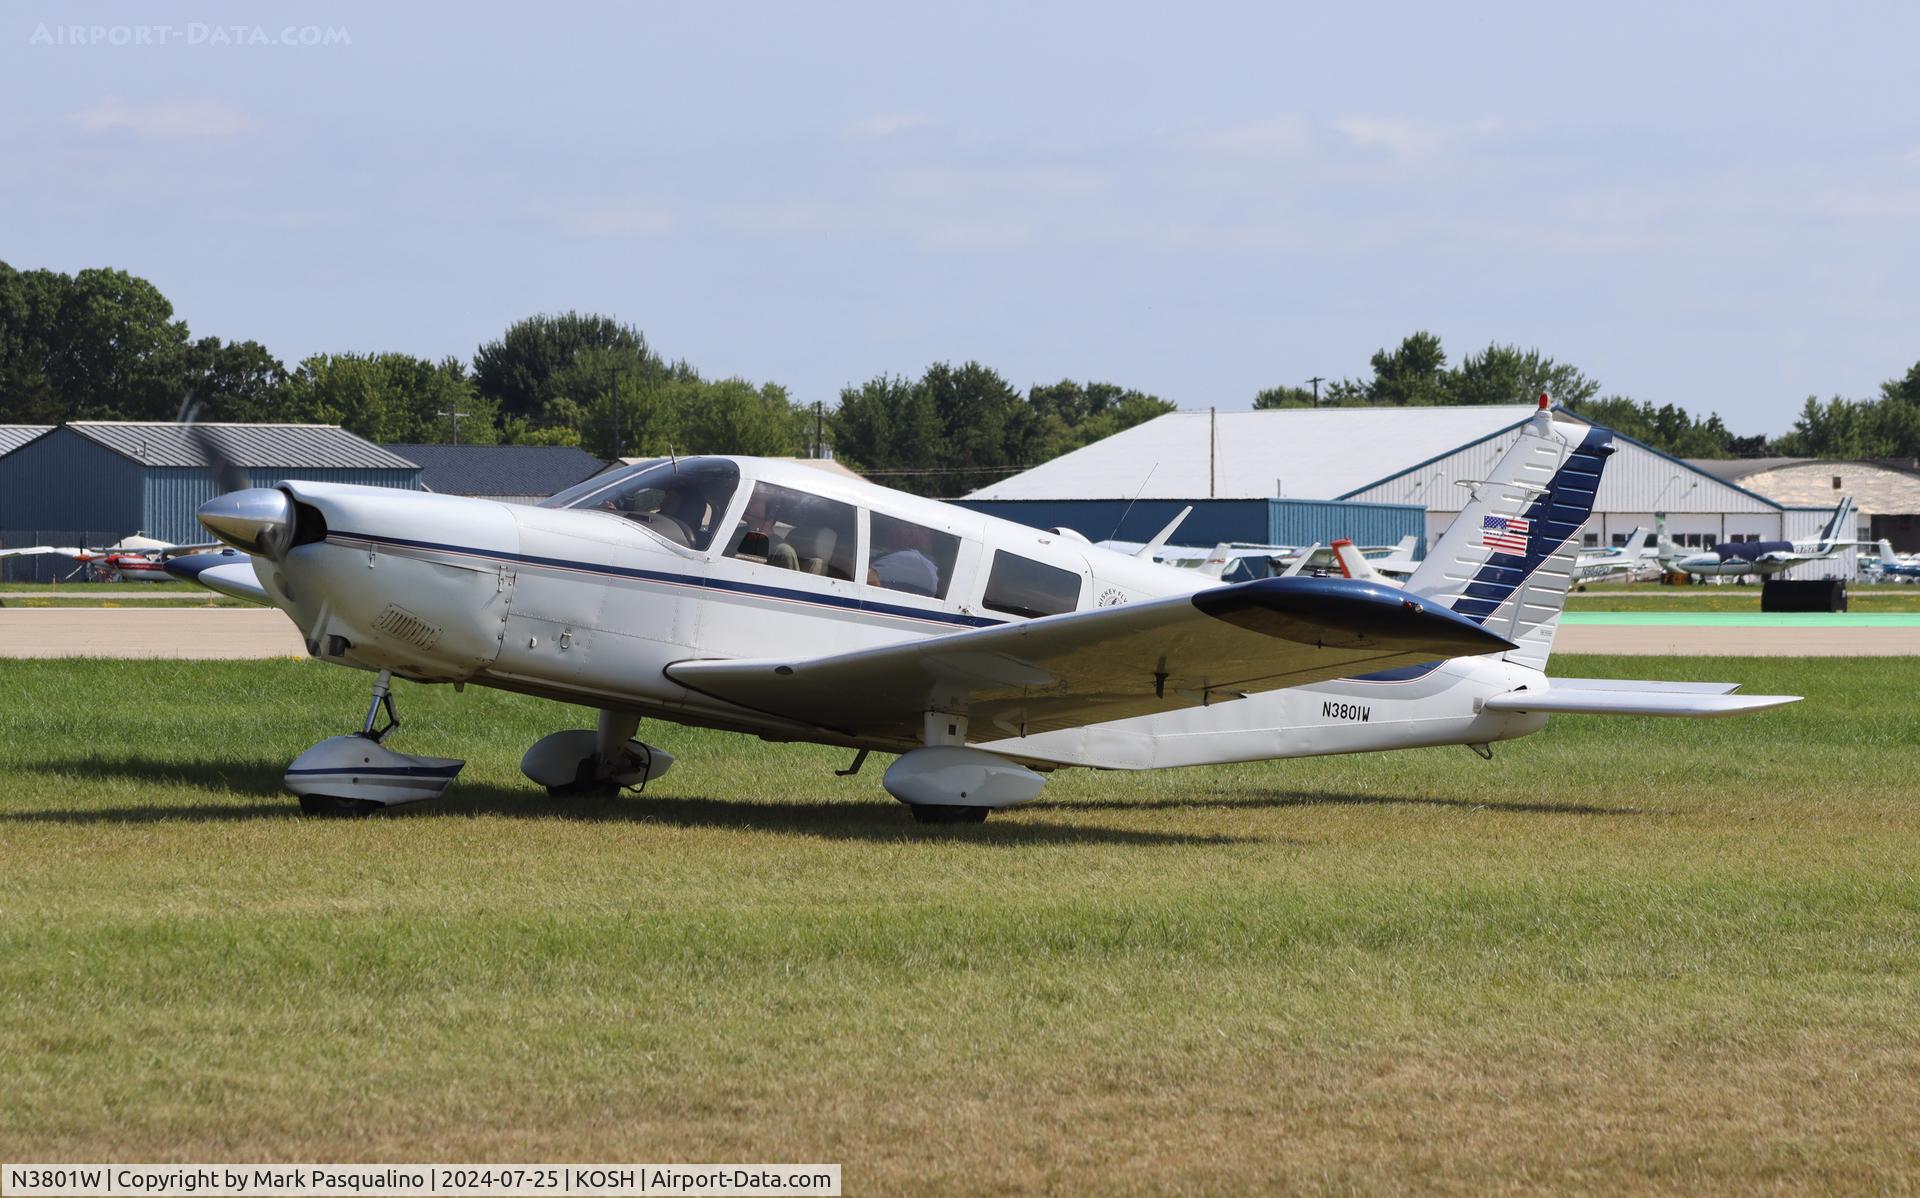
<box><xmin>869</xmin><ymin>520</ymin><xmax>940</xmax><ymax>595</ymax></box>
<box><xmin>734</xmin><ymin>489</ymin><xmax>800</xmax><ymax>570</ymax></box>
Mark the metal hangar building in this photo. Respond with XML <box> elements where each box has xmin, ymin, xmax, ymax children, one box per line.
<box><xmin>0</xmin><ymin>422</ymin><xmax>422</xmax><ymax>554</ymax></box>
<box><xmin>966</xmin><ymin>405</ymin><xmax>1858</xmax><ymax>579</ymax></box>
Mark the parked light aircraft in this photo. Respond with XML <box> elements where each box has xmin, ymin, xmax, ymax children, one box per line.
<box><xmin>168</xmin><ymin>397</ymin><xmax>1797</xmax><ymax>822</ymax></box>
<box><xmin>1658</xmin><ymin>498</ymin><xmax>1856</xmax><ymax>580</ymax></box>
<box><xmin>0</xmin><ymin>535</ymin><xmax>216</xmax><ymax>582</ymax></box>
<box><xmin>1108</xmin><ymin>535</ymin><xmax>1417</xmax><ymax>581</ymax></box>
<box><xmin>1330</xmin><ymin>530</ymin><xmax>1649</xmax><ymax>589</ymax></box>
<box><xmin>1872</xmin><ymin>539</ymin><xmax>1920</xmax><ymax>581</ymax></box>
<box><xmin>1572</xmin><ymin>527</ymin><xmax>1654</xmax><ymax>584</ymax></box>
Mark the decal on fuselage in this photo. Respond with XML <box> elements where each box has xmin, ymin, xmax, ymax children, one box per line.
<box><xmin>1322</xmin><ymin>700</ymin><xmax>1371</xmax><ymax>722</ymax></box>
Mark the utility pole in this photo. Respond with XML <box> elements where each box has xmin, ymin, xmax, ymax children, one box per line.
<box><xmin>1209</xmin><ymin>406</ymin><xmax>1217</xmax><ymax>498</ymax></box>
<box><xmin>814</xmin><ymin>400</ymin><xmax>824</xmax><ymax>459</ymax></box>
<box><xmin>437</xmin><ymin>408</ymin><xmax>468</xmax><ymax>444</ymax></box>
<box><xmin>1307</xmin><ymin>376</ymin><xmax>1324</xmax><ymax>408</ymax></box>
<box><xmin>609</xmin><ymin>366</ymin><xmax>622</xmax><ymax>462</ymax></box>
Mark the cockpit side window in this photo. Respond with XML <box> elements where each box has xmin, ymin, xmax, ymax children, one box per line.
<box><xmin>982</xmin><ymin>550</ymin><xmax>1083</xmax><ymax>619</ymax></box>
<box><xmin>723</xmin><ymin>480</ymin><xmax>858</xmax><ymax>581</ymax></box>
<box><xmin>867</xmin><ymin>511</ymin><xmax>961</xmax><ymax>599</ymax></box>
<box><xmin>548</xmin><ymin>458</ymin><xmax>739</xmax><ymax>552</ymax></box>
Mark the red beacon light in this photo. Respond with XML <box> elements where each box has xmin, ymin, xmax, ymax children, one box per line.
<box><xmin>1537</xmin><ymin>391</ymin><xmax>1551</xmax><ymax>410</ymax></box>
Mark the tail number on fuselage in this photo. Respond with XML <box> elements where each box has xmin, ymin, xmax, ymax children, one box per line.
<box><xmin>1322</xmin><ymin>700</ymin><xmax>1370</xmax><ymax>722</ymax></box>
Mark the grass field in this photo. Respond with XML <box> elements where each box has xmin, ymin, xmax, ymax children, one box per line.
<box><xmin>1567</xmin><ymin>583</ymin><xmax>1920</xmax><ymax>612</ymax></box>
<box><xmin>3</xmin><ymin>656</ymin><xmax>1917</xmax><ymax>1194</ymax></box>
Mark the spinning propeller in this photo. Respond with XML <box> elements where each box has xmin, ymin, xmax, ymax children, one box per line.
<box><xmin>176</xmin><ymin>395</ymin><xmax>297</xmax><ymax>561</ymax></box>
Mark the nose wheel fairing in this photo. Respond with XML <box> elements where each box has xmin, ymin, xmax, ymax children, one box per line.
<box><xmin>284</xmin><ymin>669</ymin><xmax>467</xmax><ymax>814</ymax></box>
<box><xmin>284</xmin><ymin>736</ymin><xmax>466</xmax><ymax>811</ymax></box>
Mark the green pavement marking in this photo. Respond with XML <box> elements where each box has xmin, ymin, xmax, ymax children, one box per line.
<box><xmin>1560</xmin><ymin>611</ymin><xmax>1920</xmax><ymax>627</ymax></box>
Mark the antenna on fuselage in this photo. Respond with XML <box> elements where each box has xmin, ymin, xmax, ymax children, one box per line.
<box><xmin>1109</xmin><ymin>463</ymin><xmax>1159</xmax><ymax>545</ymax></box>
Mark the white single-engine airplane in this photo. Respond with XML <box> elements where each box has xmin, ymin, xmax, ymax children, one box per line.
<box><xmin>169</xmin><ymin>397</ymin><xmax>1798</xmax><ymax>821</ymax></box>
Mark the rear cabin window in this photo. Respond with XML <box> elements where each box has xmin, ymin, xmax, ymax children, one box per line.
<box><xmin>723</xmin><ymin>480</ymin><xmax>858</xmax><ymax>581</ymax></box>
<box><xmin>867</xmin><ymin>512</ymin><xmax>962</xmax><ymax>599</ymax></box>
<box><xmin>982</xmin><ymin>550</ymin><xmax>1082</xmax><ymax>619</ymax></box>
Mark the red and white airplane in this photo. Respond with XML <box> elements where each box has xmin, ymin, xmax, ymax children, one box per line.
<box><xmin>0</xmin><ymin>535</ymin><xmax>220</xmax><ymax>582</ymax></box>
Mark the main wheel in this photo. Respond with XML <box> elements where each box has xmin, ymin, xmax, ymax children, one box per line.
<box><xmin>298</xmin><ymin>794</ymin><xmax>382</xmax><ymax>817</ymax></box>
<box><xmin>908</xmin><ymin>804</ymin><xmax>991</xmax><ymax>824</ymax></box>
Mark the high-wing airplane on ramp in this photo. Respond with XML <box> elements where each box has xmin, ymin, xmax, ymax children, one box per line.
<box><xmin>169</xmin><ymin>395</ymin><xmax>1798</xmax><ymax>822</ymax></box>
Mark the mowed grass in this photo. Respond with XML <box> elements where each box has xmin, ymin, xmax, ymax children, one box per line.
<box><xmin>2</xmin><ymin>657</ymin><xmax>1917</xmax><ymax>1195</ymax></box>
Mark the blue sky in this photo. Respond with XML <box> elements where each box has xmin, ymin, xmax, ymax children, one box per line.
<box><xmin>5</xmin><ymin>1</ymin><xmax>1918</xmax><ymax>434</ymax></box>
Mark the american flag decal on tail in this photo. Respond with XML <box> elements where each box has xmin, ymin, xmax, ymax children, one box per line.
<box><xmin>1481</xmin><ymin>514</ymin><xmax>1530</xmax><ymax>555</ymax></box>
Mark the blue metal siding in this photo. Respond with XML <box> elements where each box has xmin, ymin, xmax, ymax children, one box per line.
<box><xmin>953</xmin><ymin>498</ymin><xmax>1426</xmax><ymax>554</ymax></box>
<box><xmin>143</xmin><ymin>468</ymin><xmax>421</xmax><ymax>544</ymax></box>
<box><xmin>0</xmin><ymin>428</ymin><xmax>145</xmax><ymax>536</ymax></box>
<box><xmin>1264</xmin><ymin>497</ymin><xmax>1428</xmax><ymax>556</ymax></box>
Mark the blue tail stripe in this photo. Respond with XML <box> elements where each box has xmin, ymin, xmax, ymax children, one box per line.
<box><xmin>1452</xmin><ymin>425</ymin><xmax>1616</xmax><ymax>625</ymax></box>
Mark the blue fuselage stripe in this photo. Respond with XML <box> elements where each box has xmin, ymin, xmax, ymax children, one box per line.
<box><xmin>326</xmin><ymin>530</ymin><xmax>1006</xmax><ymax>629</ymax></box>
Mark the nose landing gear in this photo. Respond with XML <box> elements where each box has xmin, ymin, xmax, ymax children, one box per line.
<box><xmin>285</xmin><ymin>670</ymin><xmax>467</xmax><ymax>816</ymax></box>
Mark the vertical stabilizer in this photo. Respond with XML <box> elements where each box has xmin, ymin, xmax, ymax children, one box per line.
<box><xmin>1330</xmin><ymin>538</ymin><xmax>1386</xmax><ymax>584</ymax></box>
<box><xmin>1655</xmin><ymin>513</ymin><xmax>1681</xmax><ymax>567</ymax></box>
<box><xmin>1819</xmin><ymin>495</ymin><xmax>1855</xmax><ymax>549</ymax></box>
<box><xmin>1405</xmin><ymin>399</ymin><xmax>1614</xmax><ymax>670</ymax></box>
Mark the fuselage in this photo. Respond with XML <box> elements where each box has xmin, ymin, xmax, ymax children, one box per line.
<box><xmin>249</xmin><ymin>457</ymin><xmax>1546</xmax><ymax>769</ymax></box>
<box><xmin>1673</xmin><ymin>538</ymin><xmax>1832</xmax><ymax>577</ymax></box>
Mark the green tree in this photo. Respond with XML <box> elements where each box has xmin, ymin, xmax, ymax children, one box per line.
<box><xmin>286</xmin><ymin>353</ymin><xmax>497</xmax><ymax>444</ymax></box>
<box><xmin>1344</xmin><ymin>330</ymin><xmax>1449</xmax><ymax>406</ymax></box>
<box><xmin>829</xmin><ymin>373</ymin><xmax>943</xmax><ymax>493</ymax></box>
<box><xmin>182</xmin><ymin>338</ymin><xmax>292</xmax><ymax>422</ymax></box>
<box><xmin>1445</xmin><ymin>343</ymin><xmax>1600</xmax><ymax>407</ymax></box>
<box><xmin>1252</xmin><ymin>385</ymin><xmax>1318</xmax><ymax>409</ymax></box>
<box><xmin>472</xmin><ymin>312</ymin><xmax>655</xmax><ymax>424</ymax></box>
<box><xmin>1029</xmin><ymin>380</ymin><xmax>1174</xmax><ymax>455</ymax></box>
<box><xmin>677</xmin><ymin>378</ymin><xmax>808</xmax><ymax>456</ymax></box>
<box><xmin>0</xmin><ymin>263</ymin><xmax>192</xmax><ymax>421</ymax></box>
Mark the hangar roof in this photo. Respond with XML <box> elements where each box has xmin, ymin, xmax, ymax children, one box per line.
<box><xmin>0</xmin><ymin>425</ymin><xmax>53</xmax><ymax>457</ymax></box>
<box><xmin>385</xmin><ymin>443</ymin><xmax>607</xmax><ymax>498</ymax></box>
<box><xmin>1684</xmin><ymin>457</ymin><xmax>1813</xmax><ymax>482</ymax></box>
<box><xmin>967</xmin><ymin>405</ymin><xmax>1538</xmax><ymax>500</ymax></box>
<box><xmin>65</xmin><ymin>422</ymin><xmax>416</xmax><ymax>470</ymax></box>
<box><xmin>1688</xmin><ymin>457</ymin><xmax>1920</xmax><ymax>515</ymax></box>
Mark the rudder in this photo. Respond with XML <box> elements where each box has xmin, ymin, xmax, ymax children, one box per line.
<box><xmin>1405</xmin><ymin>402</ymin><xmax>1615</xmax><ymax>670</ymax></box>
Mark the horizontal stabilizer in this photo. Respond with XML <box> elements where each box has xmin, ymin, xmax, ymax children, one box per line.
<box><xmin>1544</xmin><ymin>677</ymin><xmax>1742</xmax><ymax>696</ymax></box>
<box><xmin>1482</xmin><ymin>687</ymin><xmax>1799</xmax><ymax>718</ymax></box>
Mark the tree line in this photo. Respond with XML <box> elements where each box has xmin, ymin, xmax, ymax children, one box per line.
<box><xmin>6</xmin><ymin>264</ymin><xmax>1917</xmax><ymax>488</ymax></box>
<box><xmin>0</xmin><ymin>263</ymin><xmax>1171</xmax><ymax>482</ymax></box>
<box><xmin>1256</xmin><ymin>330</ymin><xmax>1920</xmax><ymax>460</ymax></box>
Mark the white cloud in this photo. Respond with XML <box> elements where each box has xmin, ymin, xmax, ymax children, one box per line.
<box><xmin>845</xmin><ymin>113</ymin><xmax>933</xmax><ymax>139</ymax></box>
<box><xmin>69</xmin><ymin>97</ymin><xmax>258</xmax><ymax>140</ymax></box>
<box><xmin>1332</xmin><ymin>116</ymin><xmax>1444</xmax><ymax>158</ymax></box>
<box><xmin>1184</xmin><ymin>116</ymin><xmax>1314</xmax><ymax>158</ymax></box>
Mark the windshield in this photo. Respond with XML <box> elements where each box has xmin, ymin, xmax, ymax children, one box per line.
<box><xmin>543</xmin><ymin>458</ymin><xmax>739</xmax><ymax>552</ymax></box>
